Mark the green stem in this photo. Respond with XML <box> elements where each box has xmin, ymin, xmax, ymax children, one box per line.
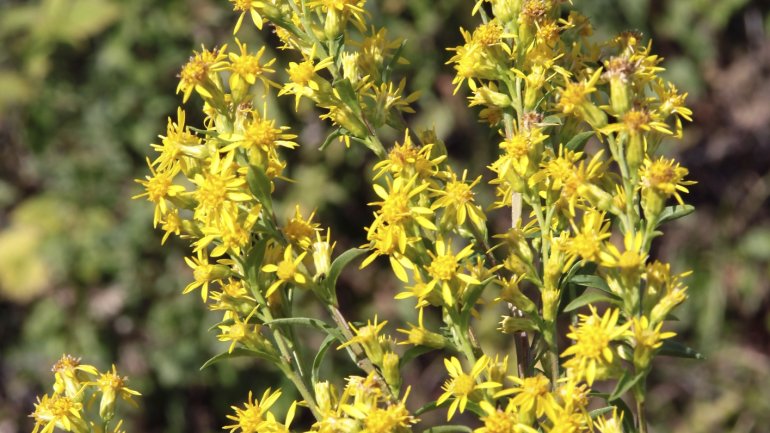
<box><xmin>250</xmin><ymin>283</ymin><xmax>321</xmax><ymax>418</ymax></box>
<box><xmin>327</xmin><ymin>304</ymin><xmax>396</xmax><ymax>400</ymax></box>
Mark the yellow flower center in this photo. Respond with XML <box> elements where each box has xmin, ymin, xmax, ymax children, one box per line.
<box><xmin>289</xmin><ymin>61</ymin><xmax>315</xmax><ymax>85</ymax></box>
<box><xmin>452</xmin><ymin>373</ymin><xmax>476</xmax><ymax>396</ymax></box>
<box><xmin>617</xmin><ymin>250</ymin><xmax>643</xmax><ymax>270</ymax></box>
<box><xmin>232</xmin><ymin>54</ymin><xmax>267</xmax><ymax>77</ymax></box>
<box><xmin>246</xmin><ymin>118</ymin><xmax>279</xmax><ymax>150</ymax></box>
<box><xmin>276</xmin><ymin>259</ymin><xmax>297</xmax><ymax>281</ymax></box>
<box><xmin>180</xmin><ymin>59</ymin><xmax>208</xmax><ymax>87</ymax></box>
<box><xmin>428</xmin><ymin>253</ymin><xmax>458</xmax><ymax>281</ymax></box>
<box><xmin>444</xmin><ymin>181</ymin><xmax>473</xmax><ymax>205</ymax></box>
<box><xmin>379</xmin><ymin>191</ymin><xmax>411</xmax><ymax>224</ymax></box>
<box><xmin>622</xmin><ymin>109</ymin><xmax>650</xmax><ymax>133</ymax></box>
<box><xmin>483</xmin><ymin>409</ymin><xmax>517</xmax><ymax>433</ymax></box>
<box><xmin>473</xmin><ymin>23</ymin><xmax>502</xmax><ymax>46</ymax></box>
<box><xmin>147</xmin><ymin>173</ymin><xmax>172</xmax><ymax>202</ymax></box>
<box><xmin>195</xmin><ymin>174</ymin><xmax>228</xmax><ymax>212</ymax></box>
<box><xmin>231</xmin><ymin>0</ymin><xmax>253</xmax><ymax>12</ymax></box>
<box><xmin>194</xmin><ymin>263</ymin><xmax>215</xmax><ymax>282</ymax></box>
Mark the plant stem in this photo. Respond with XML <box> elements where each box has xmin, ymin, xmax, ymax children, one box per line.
<box><xmin>327</xmin><ymin>304</ymin><xmax>397</xmax><ymax>400</ymax></box>
<box><xmin>637</xmin><ymin>397</ymin><xmax>648</xmax><ymax>433</ymax></box>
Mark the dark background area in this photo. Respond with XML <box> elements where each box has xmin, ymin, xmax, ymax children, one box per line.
<box><xmin>1</xmin><ymin>0</ymin><xmax>769</xmax><ymax>432</ymax></box>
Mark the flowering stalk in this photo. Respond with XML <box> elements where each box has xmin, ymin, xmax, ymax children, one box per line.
<box><xmin>126</xmin><ymin>0</ymin><xmax>702</xmax><ymax>432</ymax></box>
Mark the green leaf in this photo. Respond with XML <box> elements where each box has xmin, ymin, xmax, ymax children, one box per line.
<box><xmin>324</xmin><ymin>248</ymin><xmax>367</xmax><ymax>297</ymax></box>
<box><xmin>244</xmin><ymin>238</ymin><xmax>268</xmax><ymax>284</ymax></box>
<box><xmin>460</xmin><ymin>276</ymin><xmax>495</xmax><ymax>322</ymax></box>
<box><xmin>659</xmin><ymin>340</ymin><xmax>704</xmax><ymax>360</ymax></box>
<box><xmin>400</xmin><ymin>346</ymin><xmax>434</xmax><ymax>367</ymax></box>
<box><xmin>657</xmin><ymin>204</ymin><xmax>695</xmax><ymax>225</ymax></box>
<box><xmin>382</xmin><ymin>40</ymin><xmax>408</xmax><ymax>83</ymax></box>
<box><xmin>589</xmin><ymin>406</ymin><xmax>615</xmax><ymax>418</ymax></box>
<box><xmin>247</xmin><ymin>164</ymin><xmax>273</xmax><ymax>215</ymax></box>
<box><xmin>568</xmin><ymin>274</ymin><xmax>612</xmax><ymax>294</ymax></box>
<box><xmin>200</xmin><ymin>347</ymin><xmax>278</xmax><ymax>370</ymax></box>
<box><xmin>609</xmin><ymin>370</ymin><xmax>645</xmax><ymax>401</ymax></box>
<box><xmin>312</xmin><ymin>334</ymin><xmax>338</xmax><ymax>385</ymax></box>
<box><xmin>565</xmin><ymin>131</ymin><xmax>596</xmax><ymax>152</ymax></box>
<box><xmin>319</xmin><ymin>129</ymin><xmax>342</xmax><ymax>151</ymax></box>
<box><xmin>333</xmin><ymin>78</ymin><xmax>362</xmax><ymax>116</ymax></box>
<box><xmin>564</xmin><ymin>289</ymin><xmax>622</xmax><ymax>312</ymax></box>
<box><xmin>541</xmin><ymin>115</ymin><xmax>563</xmax><ymax>126</ymax></box>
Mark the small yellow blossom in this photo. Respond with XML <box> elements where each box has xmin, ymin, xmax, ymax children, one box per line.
<box><xmin>437</xmin><ymin>356</ymin><xmax>500</xmax><ymax>420</ymax></box>
<box><xmin>561</xmin><ymin>307</ymin><xmax>630</xmax><ymax>385</ymax></box>
<box><xmin>261</xmin><ymin>245</ymin><xmax>308</xmax><ymax>296</ymax></box>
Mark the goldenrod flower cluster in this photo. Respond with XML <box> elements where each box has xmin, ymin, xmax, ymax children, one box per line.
<box><xmin>30</xmin><ymin>355</ymin><xmax>140</xmax><ymax>433</ymax></box>
<box><xmin>129</xmin><ymin>0</ymin><xmax>697</xmax><ymax>432</ymax></box>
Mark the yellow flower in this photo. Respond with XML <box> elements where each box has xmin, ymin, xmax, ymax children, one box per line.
<box><xmin>599</xmin><ymin>231</ymin><xmax>647</xmax><ymax>276</ymax></box>
<box><xmin>183</xmin><ymin>250</ymin><xmax>232</xmax><ymax>302</ymax></box>
<box><xmin>360</xmin><ymin>221</ymin><xmax>411</xmax><ymax>282</ymax></box>
<box><xmin>425</xmin><ymin>238</ymin><xmax>480</xmax><ymax>307</ymax></box>
<box><xmin>132</xmin><ymin>158</ymin><xmax>185</xmax><ymax>228</ymax></box>
<box><xmin>594</xmin><ymin>409</ymin><xmax>624</xmax><ymax>433</ymax></box>
<box><xmin>475</xmin><ymin>400</ymin><xmax>538</xmax><ymax>433</ymax></box>
<box><xmin>51</xmin><ymin>355</ymin><xmax>98</xmax><ymax>400</ymax></box>
<box><xmin>30</xmin><ymin>393</ymin><xmax>88</xmax><ymax>433</ymax></box>
<box><xmin>307</xmin><ymin>0</ymin><xmax>369</xmax><ymax>33</ymax></box>
<box><xmin>151</xmin><ymin>108</ymin><xmax>203</xmax><ymax>173</ymax></box>
<box><xmin>497</xmin><ymin>374</ymin><xmax>556</xmax><ymax>420</ymax></box>
<box><xmin>561</xmin><ymin>307</ymin><xmax>630</xmax><ymax>385</ymax></box>
<box><xmin>369</xmin><ymin>175</ymin><xmax>435</xmax><ymax>229</ymax></box>
<box><xmin>279</xmin><ymin>45</ymin><xmax>335</xmax><ymax>109</ymax></box>
<box><xmin>176</xmin><ymin>45</ymin><xmax>229</xmax><ymax>103</ymax></box>
<box><xmin>437</xmin><ymin>355</ymin><xmax>500</xmax><ymax>420</ymax></box>
<box><xmin>556</xmin><ymin>69</ymin><xmax>607</xmax><ymax>128</ymax></box>
<box><xmin>228</xmin><ymin>38</ymin><xmax>278</xmax><ymax>96</ymax></box>
<box><xmin>95</xmin><ymin>365</ymin><xmax>141</xmax><ymax>421</ymax></box>
<box><xmin>191</xmin><ymin>152</ymin><xmax>252</xmax><ymax>226</ymax></box>
<box><xmin>261</xmin><ymin>245</ymin><xmax>308</xmax><ymax>296</ymax></box>
<box><xmin>282</xmin><ymin>206</ymin><xmax>320</xmax><ymax>249</ymax></box>
<box><xmin>627</xmin><ymin>315</ymin><xmax>676</xmax><ymax>369</ymax></box>
<box><xmin>639</xmin><ymin>156</ymin><xmax>694</xmax><ymax>205</ymax></box>
<box><xmin>563</xmin><ymin>209</ymin><xmax>611</xmax><ymax>266</ymax></box>
<box><xmin>430</xmin><ymin>169</ymin><xmax>485</xmax><ymax>229</ymax></box>
<box><xmin>229</xmin><ymin>0</ymin><xmax>281</xmax><ymax>33</ymax></box>
<box><xmin>372</xmin><ymin>132</ymin><xmax>445</xmax><ymax>180</ymax></box>
<box><xmin>396</xmin><ymin>308</ymin><xmax>446</xmax><ymax>349</ymax></box>
<box><xmin>224</xmin><ymin>388</ymin><xmax>284</xmax><ymax>433</ymax></box>
<box><xmin>222</xmin><ymin>107</ymin><xmax>298</xmax><ymax>154</ymax></box>
<box><xmin>338</xmin><ymin>316</ymin><xmax>388</xmax><ymax>365</ymax></box>
<box><xmin>218</xmin><ymin>309</ymin><xmax>261</xmax><ymax>354</ymax></box>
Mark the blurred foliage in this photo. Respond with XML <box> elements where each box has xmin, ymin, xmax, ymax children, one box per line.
<box><xmin>0</xmin><ymin>0</ymin><xmax>769</xmax><ymax>432</ymax></box>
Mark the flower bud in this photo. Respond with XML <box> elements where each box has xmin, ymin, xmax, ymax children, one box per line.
<box><xmin>382</xmin><ymin>351</ymin><xmax>401</xmax><ymax>391</ymax></box>
<box><xmin>499</xmin><ymin>316</ymin><xmax>538</xmax><ymax>334</ymax></box>
<box><xmin>541</xmin><ymin>288</ymin><xmax>560</xmax><ymax>323</ymax></box>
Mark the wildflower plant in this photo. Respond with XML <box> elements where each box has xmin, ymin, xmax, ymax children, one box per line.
<box><xmin>30</xmin><ymin>355</ymin><xmax>140</xmax><ymax>433</ymax></box>
<box><xmin>35</xmin><ymin>0</ymin><xmax>703</xmax><ymax>432</ymax></box>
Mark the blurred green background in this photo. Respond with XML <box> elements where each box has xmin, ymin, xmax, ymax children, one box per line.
<box><xmin>1</xmin><ymin>0</ymin><xmax>769</xmax><ymax>432</ymax></box>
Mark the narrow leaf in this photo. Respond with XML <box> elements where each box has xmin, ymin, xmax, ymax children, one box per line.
<box><xmin>247</xmin><ymin>164</ymin><xmax>273</xmax><ymax>215</ymax></box>
<box><xmin>200</xmin><ymin>347</ymin><xmax>278</xmax><ymax>370</ymax></box>
<box><xmin>400</xmin><ymin>346</ymin><xmax>434</xmax><ymax>367</ymax></box>
<box><xmin>312</xmin><ymin>334</ymin><xmax>338</xmax><ymax>385</ymax></box>
<box><xmin>658</xmin><ymin>204</ymin><xmax>695</xmax><ymax>225</ymax></box>
<box><xmin>659</xmin><ymin>340</ymin><xmax>704</xmax><ymax>360</ymax></box>
<box><xmin>589</xmin><ymin>406</ymin><xmax>615</xmax><ymax>419</ymax></box>
<box><xmin>609</xmin><ymin>370</ymin><xmax>644</xmax><ymax>401</ymax></box>
<box><xmin>568</xmin><ymin>274</ymin><xmax>612</xmax><ymax>294</ymax></box>
<box><xmin>564</xmin><ymin>289</ymin><xmax>622</xmax><ymax>312</ymax></box>
<box><xmin>565</xmin><ymin>131</ymin><xmax>596</xmax><ymax>151</ymax></box>
<box><xmin>325</xmin><ymin>248</ymin><xmax>367</xmax><ymax>294</ymax></box>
